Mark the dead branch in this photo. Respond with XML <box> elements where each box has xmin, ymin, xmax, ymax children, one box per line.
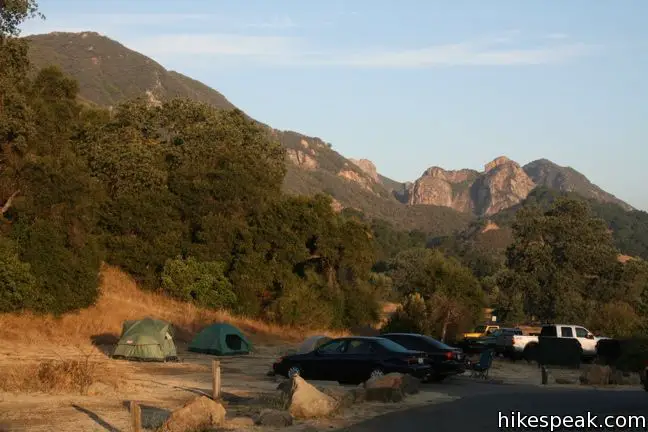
<box><xmin>1</xmin><ymin>190</ymin><xmax>19</xmax><ymax>215</ymax></box>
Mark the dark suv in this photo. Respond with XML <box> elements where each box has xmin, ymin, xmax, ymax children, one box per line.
<box><xmin>381</xmin><ymin>333</ymin><xmax>466</xmax><ymax>382</ymax></box>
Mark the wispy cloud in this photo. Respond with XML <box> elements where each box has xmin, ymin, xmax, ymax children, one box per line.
<box><xmin>132</xmin><ymin>34</ymin><xmax>298</xmax><ymax>57</ymax></box>
<box><xmin>131</xmin><ymin>32</ymin><xmax>599</xmax><ymax>68</ymax></box>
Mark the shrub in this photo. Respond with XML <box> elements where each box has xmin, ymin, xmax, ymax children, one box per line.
<box><xmin>0</xmin><ymin>235</ymin><xmax>37</xmax><ymax>312</ymax></box>
<box><xmin>160</xmin><ymin>256</ymin><xmax>236</xmax><ymax>309</ymax></box>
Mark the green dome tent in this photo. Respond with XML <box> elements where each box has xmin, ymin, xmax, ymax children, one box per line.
<box><xmin>189</xmin><ymin>323</ymin><xmax>252</xmax><ymax>356</ymax></box>
<box><xmin>112</xmin><ymin>318</ymin><xmax>178</xmax><ymax>362</ymax></box>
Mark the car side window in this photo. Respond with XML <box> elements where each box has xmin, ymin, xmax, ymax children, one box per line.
<box><xmin>385</xmin><ymin>336</ymin><xmax>410</xmax><ymax>349</ymax></box>
<box><xmin>345</xmin><ymin>340</ymin><xmax>374</xmax><ymax>354</ymax></box>
<box><xmin>575</xmin><ymin>327</ymin><xmax>588</xmax><ymax>338</ymax></box>
<box><xmin>541</xmin><ymin>326</ymin><xmax>557</xmax><ymax>337</ymax></box>
<box><xmin>318</xmin><ymin>340</ymin><xmax>346</xmax><ymax>353</ymax></box>
<box><xmin>561</xmin><ymin>327</ymin><xmax>574</xmax><ymax>337</ymax></box>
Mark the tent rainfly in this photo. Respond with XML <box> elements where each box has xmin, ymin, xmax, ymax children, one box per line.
<box><xmin>112</xmin><ymin>318</ymin><xmax>178</xmax><ymax>362</ymax></box>
<box><xmin>189</xmin><ymin>323</ymin><xmax>252</xmax><ymax>356</ymax></box>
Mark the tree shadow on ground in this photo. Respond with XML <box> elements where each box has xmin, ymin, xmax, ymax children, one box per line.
<box><xmin>71</xmin><ymin>405</ymin><xmax>120</xmax><ymax>432</ymax></box>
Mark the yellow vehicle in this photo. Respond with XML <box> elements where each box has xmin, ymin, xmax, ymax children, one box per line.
<box><xmin>462</xmin><ymin>324</ymin><xmax>500</xmax><ymax>340</ymax></box>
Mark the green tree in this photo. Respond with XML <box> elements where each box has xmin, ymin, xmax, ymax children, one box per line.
<box><xmin>0</xmin><ymin>234</ymin><xmax>36</xmax><ymax>312</ymax></box>
<box><xmin>504</xmin><ymin>198</ymin><xmax>621</xmax><ymax>323</ymax></box>
<box><xmin>160</xmin><ymin>257</ymin><xmax>236</xmax><ymax>309</ymax></box>
<box><xmin>388</xmin><ymin>248</ymin><xmax>484</xmax><ymax>341</ymax></box>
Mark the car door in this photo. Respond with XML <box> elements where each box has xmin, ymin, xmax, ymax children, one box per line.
<box><xmin>575</xmin><ymin>326</ymin><xmax>597</xmax><ymax>355</ymax></box>
<box><xmin>339</xmin><ymin>339</ymin><xmax>377</xmax><ymax>382</ymax></box>
<box><xmin>307</xmin><ymin>339</ymin><xmax>347</xmax><ymax>380</ymax></box>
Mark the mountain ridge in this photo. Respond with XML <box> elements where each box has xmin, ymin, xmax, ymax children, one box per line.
<box><xmin>23</xmin><ymin>30</ymin><xmax>635</xmax><ymax>228</ymax></box>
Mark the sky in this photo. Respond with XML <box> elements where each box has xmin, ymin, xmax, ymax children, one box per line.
<box><xmin>20</xmin><ymin>0</ymin><xmax>648</xmax><ymax>210</ymax></box>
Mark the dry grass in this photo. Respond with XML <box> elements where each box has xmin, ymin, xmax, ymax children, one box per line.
<box><xmin>0</xmin><ymin>350</ymin><xmax>122</xmax><ymax>395</ymax></box>
<box><xmin>0</xmin><ymin>264</ymin><xmax>347</xmax><ymax>351</ymax></box>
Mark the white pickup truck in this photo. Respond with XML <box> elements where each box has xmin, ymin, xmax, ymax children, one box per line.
<box><xmin>497</xmin><ymin>324</ymin><xmax>606</xmax><ymax>361</ymax></box>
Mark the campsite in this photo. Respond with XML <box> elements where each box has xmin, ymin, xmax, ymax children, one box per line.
<box><xmin>1</xmin><ymin>308</ymin><xmax>643</xmax><ymax>431</ymax></box>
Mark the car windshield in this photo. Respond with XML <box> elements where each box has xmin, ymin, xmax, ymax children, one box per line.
<box><xmin>474</xmin><ymin>325</ymin><xmax>486</xmax><ymax>333</ymax></box>
<box><xmin>375</xmin><ymin>338</ymin><xmax>411</xmax><ymax>353</ymax></box>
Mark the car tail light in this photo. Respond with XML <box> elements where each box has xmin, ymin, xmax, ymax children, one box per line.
<box><xmin>512</xmin><ymin>338</ymin><xmax>516</xmax><ymax>345</ymax></box>
<box><xmin>643</xmin><ymin>360</ymin><xmax>648</xmax><ymax>366</ymax></box>
<box><xmin>406</xmin><ymin>356</ymin><xmax>422</xmax><ymax>365</ymax></box>
<box><xmin>275</xmin><ymin>356</ymin><xmax>284</xmax><ymax>363</ymax></box>
<box><xmin>445</xmin><ymin>351</ymin><xmax>454</xmax><ymax>360</ymax></box>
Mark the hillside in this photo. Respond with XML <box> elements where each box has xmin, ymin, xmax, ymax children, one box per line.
<box><xmin>439</xmin><ymin>188</ymin><xmax>648</xmax><ymax>267</ymax></box>
<box><xmin>522</xmin><ymin>159</ymin><xmax>632</xmax><ymax>211</ymax></box>
<box><xmin>24</xmin><ymin>31</ymin><xmax>636</xmax><ymax>236</ymax></box>
<box><xmin>25</xmin><ymin>31</ymin><xmax>472</xmax><ymax>236</ymax></box>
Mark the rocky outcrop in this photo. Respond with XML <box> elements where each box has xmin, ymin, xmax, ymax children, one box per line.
<box><xmin>407</xmin><ymin>157</ymin><xmax>536</xmax><ymax>216</ymax></box>
<box><xmin>350</xmin><ymin>158</ymin><xmax>379</xmax><ymax>183</ymax></box>
<box><xmin>407</xmin><ymin>167</ymin><xmax>479</xmax><ymax>212</ymax></box>
<box><xmin>473</xmin><ymin>157</ymin><xmax>536</xmax><ymax>216</ymax></box>
<box><xmin>287</xmin><ymin>149</ymin><xmax>318</xmax><ymax>170</ymax></box>
<box><xmin>338</xmin><ymin>165</ymin><xmax>375</xmax><ymax>192</ymax></box>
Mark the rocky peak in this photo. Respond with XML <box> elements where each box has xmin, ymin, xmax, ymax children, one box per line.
<box><xmin>473</xmin><ymin>160</ymin><xmax>536</xmax><ymax>216</ymax></box>
<box><xmin>485</xmin><ymin>156</ymin><xmax>514</xmax><ymax>172</ymax></box>
<box><xmin>350</xmin><ymin>158</ymin><xmax>379</xmax><ymax>183</ymax></box>
<box><xmin>407</xmin><ymin>167</ymin><xmax>478</xmax><ymax>212</ymax></box>
<box><xmin>421</xmin><ymin>167</ymin><xmax>479</xmax><ymax>184</ymax></box>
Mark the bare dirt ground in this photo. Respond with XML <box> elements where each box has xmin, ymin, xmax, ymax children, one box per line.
<box><xmin>0</xmin><ymin>269</ymin><xmax>640</xmax><ymax>431</ymax></box>
<box><xmin>0</xmin><ymin>344</ymin><xmax>642</xmax><ymax>431</ymax></box>
<box><xmin>0</xmin><ymin>342</ymin><xmax>460</xmax><ymax>432</ymax></box>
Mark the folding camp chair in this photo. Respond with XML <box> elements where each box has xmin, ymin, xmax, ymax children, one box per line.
<box><xmin>470</xmin><ymin>349</ymin><xmax>494</xmax><ymax>379</ymax></box>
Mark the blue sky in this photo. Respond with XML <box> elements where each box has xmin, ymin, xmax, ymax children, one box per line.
<box><xmin>21</xmin><ymin>0</ymin><xmax>648</xmax><ymax>210</ymax></box>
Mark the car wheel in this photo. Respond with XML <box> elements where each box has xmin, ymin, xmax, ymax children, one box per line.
<box><xmin>287</xmin><ymin>365</ymin><xmax>302</xmax><ymax>378</ymax></box>
<box><xmin>369</xmin><ymin>368</ymin><xmax>384</xmax><ymax>379</ymax></box>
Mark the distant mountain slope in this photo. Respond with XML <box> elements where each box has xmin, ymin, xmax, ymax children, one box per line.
<box><xmin>25</xmin><ymin>31</ymin><xmax>472</xmax><ymax>236</ymax></box>
<box><xmin>26</xmin><ymin>31</ymin><xmax>237</xmax><ymax>109</ymax></box>
<box><xmin>522</xmin><ymin>159</ymin><xmax>633</xmax><ymax>211</ymax></box>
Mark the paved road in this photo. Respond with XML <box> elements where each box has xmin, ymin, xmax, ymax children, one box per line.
<box><xmin>343</xmin><ymin>386</ymin><xmax>648</xmax><ymax>431</ymax></box>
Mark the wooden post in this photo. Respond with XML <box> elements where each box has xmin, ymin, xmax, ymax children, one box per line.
<box><xmin>212</xmin><ymin>360</ymin><xmax>221</xmax><ymax>400</ymax></box>
<box><xmin>541</xmin><ymin>365</ymin><xmax>548</xmax><ymax>385</ymax></box>
<box><xmin>130</xmin><ymin>401</ymin><xmax>141</xmax><ymax>432</ymax></box>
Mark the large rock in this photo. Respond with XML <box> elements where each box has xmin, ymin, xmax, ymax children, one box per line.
<box><xmin>160</xmin><ymin>396</ymin><xmax>226</xmax><ymax>432</ymax></box>
<box><xmin>321</xmin><ymin>387</ymin><xmax>355</xmax><ymax>409</ymax></box>
<box><xmin>365</xmin><ymin>387</ymin><xmax>404</xmax><ymax>403</ymax></box>
<box><xmin>364</xmin><ymin>372</ymin><xmax>420</xmax><ymax>395</ymax></box>
<box><xmin>579</xmin><ymin>365</ymin><xmax>612</xmax><ymax>385</ymax></box>
<box><xmin>281</xmin><ymin>376</ymin><xmax>337</xmax><ymax>419</ymax></box>
<box><xmin>256</xmin><ymin>409</ymin><xmax>293</xmax><ymax>427</ymax></box>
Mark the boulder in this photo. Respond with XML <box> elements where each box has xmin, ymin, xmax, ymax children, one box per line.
<box><xmin>160</xmin><ymin>396</ymin><xmax>226</xmax><ymax>432</ymax></box>
<box><xmin>281</xmin><ymin>376</ymin><xmax>337</xmax><ymax>418</ymax></box>
<box><xmin>579</xmin><ymin>365</ymin><xmax>611</xmax><ymax>385</ymax></box>
<box><xmin>365</xmin><ymin>387</ymin><xmax>404</xmax><ymax>403</ymax></box>
<box><xmin>364</xmin><ymin>372</ymin><xmax>420</xmax><ymax>395</ymax></box>
<box><xmin>321</xmin><ymin>387</ymin><xmax>355</xmax><ymax>410</ymax></box>
<box><xmin>225</xmin><ymin>416</ymin><xmax>255</xmax><ymax>428</ymax></box>
<box><xmin>256</xmin><ymin>409</ymin><xmax>293</xmax><ymax>427</ymax></box>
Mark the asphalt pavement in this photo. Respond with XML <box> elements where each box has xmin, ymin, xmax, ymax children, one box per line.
<box><xmin>342</xmin><ymin>385</ymin><xmax>648</xmax><ymax>431</ymax></box>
